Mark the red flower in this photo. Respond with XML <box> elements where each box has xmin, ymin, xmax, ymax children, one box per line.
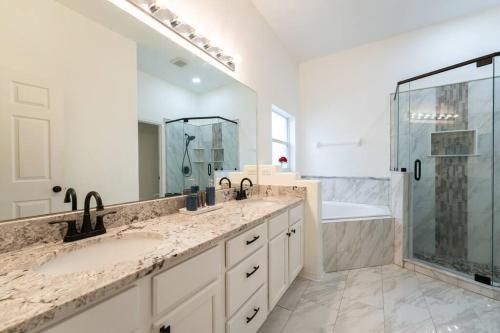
<box><xmin>278</xmin><ymin>156</ymin><xmax>288</xmax><ymax>163</ymax></box>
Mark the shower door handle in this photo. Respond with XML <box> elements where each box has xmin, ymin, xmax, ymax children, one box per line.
<box><xmin>414</xmin><ymin>159</ymin><xmax>421</xmax><ymax>181</ymax></box>
<box><xmin>208</xmin><ymin>163</ymin><xmax>212</xmax><ymax>176</ymax></box>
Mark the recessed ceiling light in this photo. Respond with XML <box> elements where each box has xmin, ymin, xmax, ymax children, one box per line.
<box><xmin>192</xmin><ymin>77</ymin><xmax>201</xmax><ymax>84</ymax></box>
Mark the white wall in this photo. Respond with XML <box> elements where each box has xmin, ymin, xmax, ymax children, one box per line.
<box><xmin>0</xmin><ymin>0</ymin><xmax>138</xmax><ymax>209</ymax></box>
<box><xmin>199</xmin><ymin>83</ymin><xmax>258</xmax><ymax>167</ymax></box>
<box><xmin>147</xmin><ymin>0</ymin><xmax>300</xmax><ymax>165</ymax></box>
<box><xmin>298</xmin><ymin>8</ymin><xmax>500</xmax><ymax>178</ymax></box>
<box><xmin>138</xmin><ymin>71</ymin><xmax>199</xmax><ymax>124</ymax></box>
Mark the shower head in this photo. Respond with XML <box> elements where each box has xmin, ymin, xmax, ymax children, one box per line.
<box><xmin>185</xmin><ymin>133</ymin><xmax>196</xmax><ymax>142</ymax></box>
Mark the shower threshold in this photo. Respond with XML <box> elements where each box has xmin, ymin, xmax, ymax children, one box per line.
<box><xmin>403</xmin><ymin>258</ymin><xmax>500</xmax><ymax>301</ymax></box>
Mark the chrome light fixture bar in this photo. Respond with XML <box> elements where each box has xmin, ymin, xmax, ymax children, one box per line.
<box><xmin>128</xmin><ymin>0</ymin><xmax>236</xmax><ymax>71</ymax></box>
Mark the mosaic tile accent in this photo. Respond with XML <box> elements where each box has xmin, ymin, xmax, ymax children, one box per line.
<box><xmin>434</xmin><ymin>83</ymin><xmax>469</xmax><ymax>260</ymax></box>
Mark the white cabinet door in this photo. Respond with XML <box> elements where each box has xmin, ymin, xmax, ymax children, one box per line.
<box><xmin>268</xmin><ymin>230</ymin><xmax>288</xmax><ymax>311</ymax></box>
<box><xmin>153</xmin><ymin>280</ymin><xmax>224</xmax><ymax>333</ymax></box>
<box><xmin>42</xmin><ymin>287</ymin><xmax>139</xmax><ymax>333</ymax></box>
<box><xmin>288</xmin><ymin>220</ymin><xmax>304</xmax><ymax>283</ymax></box>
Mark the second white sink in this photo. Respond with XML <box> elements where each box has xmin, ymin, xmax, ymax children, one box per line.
<box><xmin>36</xmin><ymin>234</ymin><xmax>164</xmax><ymax>276</ymax></box>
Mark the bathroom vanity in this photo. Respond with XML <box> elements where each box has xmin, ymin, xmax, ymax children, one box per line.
<box><xmin>0</xmin><ymin>196</ymin><xmax>304</xmax><ymax>333</ymax></box>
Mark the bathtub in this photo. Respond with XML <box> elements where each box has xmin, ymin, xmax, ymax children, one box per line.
<box><xmin>322</xmin><ymin>201</ymin><xmax>391</xmax><ymax>221</ymax></box>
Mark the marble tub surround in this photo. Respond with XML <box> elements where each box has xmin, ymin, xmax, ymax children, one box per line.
<box><xmin>302</xmin><ymin>176</ymin><xmax>390</xmax><ymax>206</ymax></box>
<box><xmin>0</xmin><ymin>194</ymin><xmax>304</xmax><ymax>333</ymax></box>
<box><xmin>322</xmin><ymin>217</ymin><xmax>394</xmax><ymax>272</ymax></box>
<box><xmin>390</xmin><ymin>172</ymin><xmax>410</xmax><ymax>267</ymax></box>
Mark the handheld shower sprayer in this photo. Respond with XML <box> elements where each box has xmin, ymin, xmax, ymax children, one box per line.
<box><xmin>182</xmin><ymin>133</ymin><xmax>196</xmax><ymax>176</ymax></box>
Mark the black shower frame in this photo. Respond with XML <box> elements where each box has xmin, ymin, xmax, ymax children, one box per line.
<box><xmin>164</xmin><ymin>116</ymin><xmax>238</xmax><ymax>125</ymax></box>
<box><xmin>393</xmin><ymin>52</ymin><xmax>500</xmax><ymax>99</ymax></box>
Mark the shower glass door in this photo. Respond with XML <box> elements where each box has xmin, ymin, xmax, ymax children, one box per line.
<box><xmin>495</xmin><ymin>56</ymin><xmax>500</xmax><ymax>286</ymax></box>
<box><xmin>408</xmin><ymin>61</ymin><xmax>495</xmax><ymax>282</ymax></box>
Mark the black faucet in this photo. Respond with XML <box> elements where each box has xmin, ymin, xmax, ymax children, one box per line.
<box><xmin>219</xmin><ymin>177</ymin><xmax>232</xmax><ymax>189</ymax></box>
<box><xmin>64</xmin><ymin>188</ymin><xmax>78</xmax><ymax>211</ymax></box>
<box><xmin>49</xmin><ymin>190</ymin><xmax>115</xmax><ymax>242</ymax></box>
<box><xmin>82</xmin><ymin>191</ymin><xmax>104</xmax><ymax>234</ymax></box>
<box><xmin>236</xmin><ymin>178</ymin><xmax>253</xmax><ymax>200</ymax></box>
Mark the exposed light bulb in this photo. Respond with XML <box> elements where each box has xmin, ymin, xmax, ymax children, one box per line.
<box><xmin>133</xmin><ymin>0</ymin><xmax>157</xmax><ymax>12</ymax></box>
<box><xmin>153</xmin><ymin>8</ymin><xmax>177</xmax><ymax>23</ymax></box>
<box><xmin>192</xmin><ymin>77</ymin><xmax>201</xmax><ymax>84</ymax></box>
<box><xmin>175</xmin><ymin>23</ymin><xmax>195</xmax><ymax>35</ymax></box>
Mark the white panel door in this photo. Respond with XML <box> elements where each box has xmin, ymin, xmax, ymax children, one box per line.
<box><xmin>153</xmin><ymin>280</ymin><xmax>224</xmax><ymax>333</ymax></box>
<box><xmin>288</xmin><ymin>220</ymin><xmax>304</xmax><ymax>283</ymax></box>
<box><xmin>42</xmin><ymin>287</ymin><xmax>139</xmax><ymax>333</ymax></box>
<box><xmin>268</xmin><ymin>230</ymin><xmax>288</xmax><ymax>311</ymax></box>
<box><xmin>0</xmin><ymin>68</ymin><xmax>64</xmax><ymax>220</ymax></box>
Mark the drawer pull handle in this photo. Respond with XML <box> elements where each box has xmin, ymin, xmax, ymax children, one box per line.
<box><xmin>246</xmin><ymin>307</ymin><xmax>260</xmax><ymax>323</ymax></box>
<box><xmin>291</xmin><ymin>229</ymin><xmax>296</xmax><ymax>234</ymax></box>
<box><xmin>246</xmin><ymin>235</ymin><xmax>260</xmax><ymax>245</ymax></box>
<box><xmin>246</xmin><ymin>265</ymin><xmax>260</xmax><ymax>278</ymax></box>
<box><xmin>286</xmin><ymin>232</ymin><xmax>291</xmax><ymax>237</ymax></box>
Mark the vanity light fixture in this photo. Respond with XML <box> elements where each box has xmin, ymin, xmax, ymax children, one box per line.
<box><xmin>128</xmin><ymin>0</ymin><xmax>236</xmax><ymax>71</ymax></box>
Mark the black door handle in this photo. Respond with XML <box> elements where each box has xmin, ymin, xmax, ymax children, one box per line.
<box><xmin>414</xmin><ymin>159</ymin><xmax>421</xmax><ymax>181</ymax></box>
<box><xmin>246</xmin><ymin>265</ymin><xmax>260</xmax><ymax>278</ymax></box>
<box><xmin>246</xmin><ymin>235</ymin><xmax>260</xmax><ymax>245</ymax></box>
<box><xmin>246</xmin><ymin>307</ymin><xmax>260</xmax><ymax>323</ymax></box>
<box><xmin>208</xmin><ymin>163</ymin><xmax>212</xmax><ymax>176</ymax></box>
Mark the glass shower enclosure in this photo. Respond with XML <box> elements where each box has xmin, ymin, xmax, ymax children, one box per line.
<box><xmin>391</xmin><ymin>53</ymin><xmax>499</xmax><ymax>286</ymax></box>
<box><xmin>164</xmin><ymin>117</ymin><xmax>239</xmax><ymax>196</ymax></box>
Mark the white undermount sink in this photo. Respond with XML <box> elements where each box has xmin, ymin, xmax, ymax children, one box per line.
<box><xmin>35</xmin><ymin>234</ymin><xmax>164</xmax><ymax>276</ymax></box>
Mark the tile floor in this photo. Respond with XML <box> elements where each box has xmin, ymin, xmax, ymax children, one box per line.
<box><xmin>258</xmin><ymin>265</ymin><xmax>500</xmax><ymax>333</ymax></box>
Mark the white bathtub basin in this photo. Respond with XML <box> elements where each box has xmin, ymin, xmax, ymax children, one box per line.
<box><xmin>322</xmin><ymin>201</ymin><xmax>391</xmax><ymax>221</ymax></box>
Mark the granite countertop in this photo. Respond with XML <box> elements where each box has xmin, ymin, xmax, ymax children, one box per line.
<box><xmin>0</xmin><ymin>195</ymin><xmax>303</xmax><ymax>333</ymax></box>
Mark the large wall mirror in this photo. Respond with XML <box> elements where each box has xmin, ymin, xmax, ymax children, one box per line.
<box><xmin>0</xmin><ymin>0</ymin><xmax>257</xmax><ymax>222</ymax></box>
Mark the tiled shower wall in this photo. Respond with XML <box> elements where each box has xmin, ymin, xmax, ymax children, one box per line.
<box><xmin>301</xmin><ymin>176</ymin><xmax>390</xmax><ymax>206</ymax></box>
<box><xmin>395</xmin><ymin>77</ymin><xmax>496</xmax><ymax>278</ymax></box>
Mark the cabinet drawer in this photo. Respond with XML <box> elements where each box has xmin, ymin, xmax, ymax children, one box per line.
<box><xmin>226</xmin><ymin>246</ymin><xmax>267</xmax><ymax>317</ymax></box>
<box><xmin>226</xmin><ymin>223</ymin><xmax>267</xmax><ymax>268</ymax></box>
<box><xmin>153</xmin><ymin>245</ymin><xmax>222</xmax><ymax>316</ymax></box>
<box><xmin>289</xmin><ymin>203</ymin><xmax>304</xmax><ymax>225</ymax></box>
<box><xmin>268</xmin><ymin>211</ymin><xmax>288</xmax><ymax>240</ymax></box>
<box><xmin>226</xmin><ymin>284</ymin><xmax>268</xmax><ymax>333</ymax></box>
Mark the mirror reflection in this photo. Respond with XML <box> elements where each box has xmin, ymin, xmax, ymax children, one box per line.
<box><xmin>0</xmin><ymin>0</ymin><xmax>257</xmax><ymax>222</ymax></box>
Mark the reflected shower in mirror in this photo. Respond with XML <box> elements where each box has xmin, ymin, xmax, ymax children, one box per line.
<box><xmin>0</xmin><ymin>0</ymin><xmax>257</xmax><ymax>222</ymax></box>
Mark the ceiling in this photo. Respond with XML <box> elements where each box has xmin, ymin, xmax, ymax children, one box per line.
<box><xmin>252</xmin><ymin>0</ymin><xmax>500</xmax><ymax>62</ymax></box>
<box><xmin>57</xmin><ymin>0</ymin><xmax>235</xmax><ymax>93</ymax></box>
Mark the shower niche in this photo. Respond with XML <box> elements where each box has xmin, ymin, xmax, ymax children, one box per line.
<box><xmin>391</xmin><ymin>53</ymin><xmax>500</xmax><ymax>287</ymax></box>
<box><xmin>165</xmin><ymin>117</ymin><xmax>239</xmax><ymax>195</ymax></box>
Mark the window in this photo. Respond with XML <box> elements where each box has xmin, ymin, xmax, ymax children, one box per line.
<box><xmin>272</xmin><ymin>108</ymin><xmax>291</xmax><ymax>168</ymax></box>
